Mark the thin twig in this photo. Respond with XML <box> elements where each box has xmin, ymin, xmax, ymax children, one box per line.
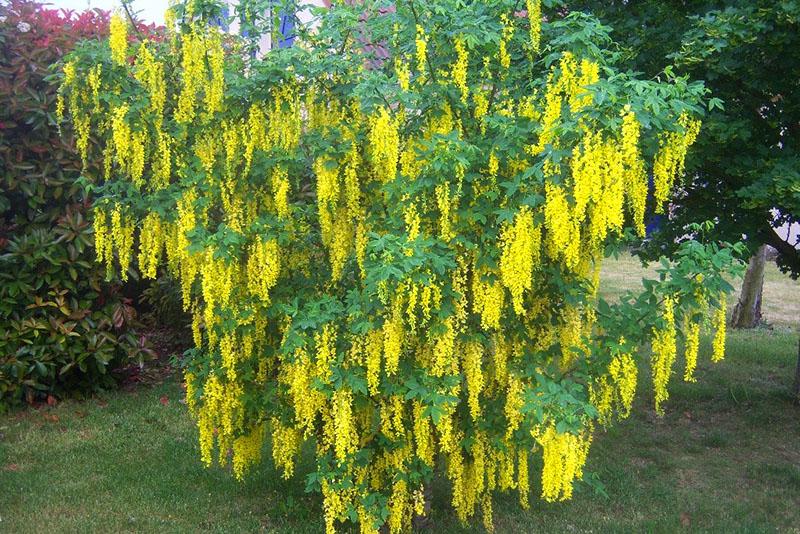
<box><xmin>122</xmin><ymin>0</ymin><xmax>145</xmax><ymax>40</ymax></box>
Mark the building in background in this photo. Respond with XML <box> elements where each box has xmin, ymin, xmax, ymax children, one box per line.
<box><xmin>224</xmin><ymin>0</ymin><xmax>329</xmax><ymax>53</ymax></box>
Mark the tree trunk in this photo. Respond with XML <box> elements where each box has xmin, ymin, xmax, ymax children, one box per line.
<box><xmin>730</xmin><ymin>244</ymin><xmax>767</xmax><ymax>329</ymax></box>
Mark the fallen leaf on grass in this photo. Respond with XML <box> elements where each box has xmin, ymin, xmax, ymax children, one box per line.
<box><xmin>3</xmin><ymin>464</ymin><xmax>19</xmax><ymax>471</ymax></box>
<box><xmin>46</xmin><ymin>395</ymin><xmax>57</xmax><ymax>406</ymax></box>
<box><xmin>159</xmin><ymin>396</ymin><xmax>169</xmax><ymax>406</ymax></box>
<box><xmin>42</xmin><ymin>413</ymin><xmax>59</xmax><ymax>423</ymax></box>
<box><xmin>680</xmin><ymin>512</ymin><xmax>691</xmax><ymax>527</ymax></box>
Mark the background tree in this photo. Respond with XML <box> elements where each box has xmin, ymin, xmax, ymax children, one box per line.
<box><xmin>572</xmin><ymin>1</ymin><xmax>800</xmax><ymax>328</ymax></box>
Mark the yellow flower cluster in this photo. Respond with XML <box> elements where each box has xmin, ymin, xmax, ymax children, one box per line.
<box><xmin>93</xmin><ymin>207</ymin><xmax>110</xmax><ymax>270</ymax></box>
<box><xmin>453</xmin><ymin>37</ymin><xmax>469</xmax><ymax>103</ymax></box>
<box><xmin>535</xmin><ymin>425</ymin><xmax>592</xmax><ymax>502</ymax></box>
<box><xmin>175</xmin><ymin>29</ymin><xmax>208</xmax><ymax>124</ymax></box>
<box><xmin>609</xmin><ymin>350</ymin><xmax>638</xmax><ymax>418</ymax></box>
<box><xmin>712</xmin><ymin>295</ymin><xmax>727</xmax><ymax>362</ymax></box>
<box><xmin>383</xmin><ymin>305</ymin><xmax>404</xmax><ymax>376</ymax></box>
<box><xmin>498</xmin><ymin>15</ymin><xmax>513</xmax><ymax>72</ymax></box>
<box><xmin>472</xmin><ymin>270</ymin><xmax>505</xmax><ymax>330</ymax></box>
<box><xmin>138</xmin><ymin>212</ymin><xmax>164</xmax><ymax>279</ymax></box>
<box><xmin>435</xmin><ymin>181</ymin><xmax>454</xmax><ymax>241</ymax></box>
<box><xmin>108</xmin><ymin>203</ymin><xmax>135</xmax><ymax>281</ymax></box>
<box><xmin>233</xmin><ymin>424</ymin><xmax>264</xmax><ymax>480</ymax></box>
<box><xmin>369</xmin><ymin>107</ymin><xmax>400</xmax><ymax>183</ymax></box>
<box><xmin>271</xmin><ymin>417</ymin><xmax>301</xmax><ymax>479</ymax></box>
<box><xmin>592</xmin><ymin>347</ymin><xmax>638</xmax><ymax>425</ymax></box>
<box><xmin>205</xmin><ymin>30</ymin><xmax>225</xmax><ymax>117</ymax></box>
<box><xmin>395</xmin><ymin>57</ymin><xmax>411</xmax><ymax>91</ymax></box>
<box><xmin>314</xmin><ymin>155</ymin><xmax>356</xmax><ymax>281</ymax></box>
<box><xmin>134</xmin><ymin>43</ymin><xmax>166</xmax><ymax>128</ymax></box>
<box><xmin>415</xmin><ymin>25</ymin><xmax>427</xmax><ymax>81</ymax></box>
<box><xmin>109</xmin><ymin>13</ymin><xmax>127</xmax><ymax>66</ymax></box>
<box><xmin>246</xmin><ymin>239</ymin><xmax>281</xmax><ymax>304</ymax></box>
<box><xmin>499</xmin><ymin>206</ymin><xmax>540</xmax><ymax>314</ymax></box>
<box><xmin>526</xmin><ymin>0</ymin><xmax>542</xmax><ymax>53</ymax></box>
<box><xmin>653</xmin><ymin>112</ymin><xmax>702</xmax><ymax>212</ymax></box>
<box><xmin>272</xmin><ymin>165</ymin><xmax>291</xmax><ymax>219</ymax></box>
<box><xmin>544</xmin><ymin>182</ymin><xmax>581</xmax><ymax>269</ymax></box>
<box><xmin>683</xmin><ymin>320</ymin><xmax>701</xmax><ymax>382</ymax></box>
<box><xmin>196</xmin><ymin>373</ymin><xmax>245</xmax><ymax>468</ymax></box>
<box><xmin>651</xmin><ymin>296</ymin><xmax>677</xmax><ymax>415</ymax></box>
<box><xmin>621</xmin><ymin>107</ymin><xmax>648</xmax><ymax>235</ymax></box>
<box><xmin>464</xmin><ymin>341</ymin><xmax>484</xmax><ymax>420</ymax></box>
<box><xmin>332</xmin><ymin>388</ymin><xmax>358</xmax><ymax>463</ymax></box>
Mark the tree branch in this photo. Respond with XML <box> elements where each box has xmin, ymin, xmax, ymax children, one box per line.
<box><xmin>121</xmin><ymin>0</ymin><xmax>145</xmax><ymax>40</ymax></box>
<box><xmin>761</xmin><ymin>225</ymin><xmax>800</xmax><ymax>277</ymax></box>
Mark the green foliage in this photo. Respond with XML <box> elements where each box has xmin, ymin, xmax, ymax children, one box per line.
<box><xmin>0</xmin><ymin>0</ymin><xmax>151</xmax><ymax>407</ymax></box>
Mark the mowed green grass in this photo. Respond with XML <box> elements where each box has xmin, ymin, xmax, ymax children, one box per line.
<box><xmin>1</xmin><ymin>255</ymin><xmax>798</xmax><ymax>533</ymax></box>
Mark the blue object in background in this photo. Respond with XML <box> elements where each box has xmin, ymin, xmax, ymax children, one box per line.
<box><xmin>645</xmin><ymin>214</ymin><xmax>663</xmax><ymax>237</ymax></box>
<box><xmin>209</xmin><ymin>1</ymin><xmax>296</xmax><ymax>50</ymax></box>
<box><xmin>276</xmin><ymin>4</ymin><xmax>295</xmax><ymax>48</ymax></box>
<box><xmin>645</xmin><ymin>174</ymin><xmax>662</xmax><ymax>237</ymax></box>
<box><xmin>210</xmin><ymin>4</ymin><xmax>230</xmax><ymax>31</ymax></box>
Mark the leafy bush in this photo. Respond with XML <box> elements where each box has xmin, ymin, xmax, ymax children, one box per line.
<box><xmin>0</xmin><ymin>0</ymin><xmax>152</xmax><ymax>406</ymax></box>
<box><xmin>62</xmin><ymin>1</ymin><xmax>744</xmax><ymax>532</ymax></box>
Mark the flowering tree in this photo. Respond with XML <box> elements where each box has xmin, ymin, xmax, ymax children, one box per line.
<box><xmin>61</xmin><ymin>1</ymin><xmax>743</xmax><ymax>531</ymax></box>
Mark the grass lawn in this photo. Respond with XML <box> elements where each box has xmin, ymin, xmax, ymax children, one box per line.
<box><xmin>1</xmin><ymin>255</ymin><xmax>799</xmax><ymax>533</ymax></box>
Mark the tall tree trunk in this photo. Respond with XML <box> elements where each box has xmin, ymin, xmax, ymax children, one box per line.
<box><xmin>730</xmin><ymin>244</ymin><xmax>767</xmax><ymax>329</ymax></box>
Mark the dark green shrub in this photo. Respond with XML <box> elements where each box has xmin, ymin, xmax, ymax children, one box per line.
<box><xmin>0</xmin><ymin>0</ymin><xmax>152</xmax><ymax>406</ymax></box>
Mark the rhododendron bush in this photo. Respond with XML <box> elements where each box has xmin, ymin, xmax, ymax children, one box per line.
<box><xmin>60</xmin><ymin>1</ymin><xmax>744</xmax><ymax>531</ymax></box>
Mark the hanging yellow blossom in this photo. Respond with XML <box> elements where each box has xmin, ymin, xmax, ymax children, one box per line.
<box><xmin>526</xmin><ymin>0</ymin><xmax>542</xmax><ymax>53</ymax></box>
<box><xmin>535</xmin><ymin>425</ymin><xmax>592</xmax><ymax>502</ymax></box>
<box><xmin>110</xmin><ymin>203</ymin><xmax>134</xmax><ymax>281</ymax></box>
<box><xmin>395</xmin><ymin>57</ymin><xmax>411</xmax><ymax>91</ymax></box>
<box><xmin>138</xmin><ymin>212</ymin><xmax>164</xmax><ymax>279</ymax></box>
<box><xmin>651</xmin><ymin>296</ymin><xmax>677</xmax><ymax>415</ymax></box>
<box><xmin>498</xmin><ymin>15</ymin><xmax>513</xmax><ymax>72</ymax></box>
<box><xmin>653</xmin><ymin>113</ymin><xmax>702</xmax><ymax>212</ymax></box>
<box><xmin>712</xmin><ymin>295</ymin><xmax>727</xmax><ymax>362</ymax></box>
<box><xmin>499</xmin><ymin>206</ymin><xmax>540</xmax><ymax>314</ymax></box>
<box><xmin>368</xmin><ymin>107</ymin><xmax>400</xmax><ymax>183</ymax></box>
<box><xmin>415</xmin><ymin>25</ymin><xmax>427</xmax><ymax>81</ymax></box>
<box><xmin>683</xmin><ymin>320</ymin><xmax>700</xmax><ymax>382</ymax></box>
<box><xmin>608</xmin><ymin>349</ymin><xmax>637</xmax><ymax>418</ymax></box>
<box><xmin>544</xmin><ymin>182</ymin><xmax>580</xmax><ymax>269</ymax></box>
<box><xmin>109</xmin><ymin>13</ymin><xmax>128</xmax><ymax>66</ymax></box>
<box><xmin>453</xmin><ymin>36</ymin><xmax>469</xmax><ymax>103</ymax></box>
